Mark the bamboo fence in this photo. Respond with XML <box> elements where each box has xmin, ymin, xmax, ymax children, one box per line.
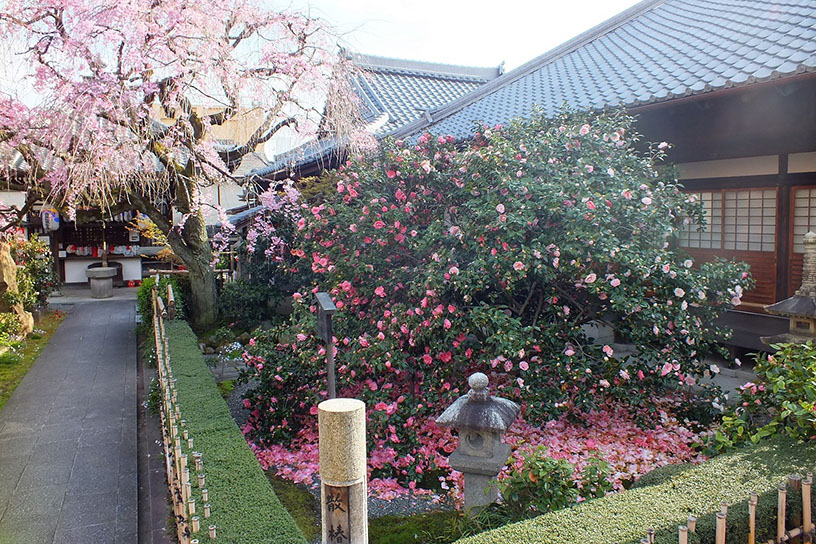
<box><xmin>635</xmin><ymin>474</ymin><xmax>814</xmax><ymax>544</ymax></box>
<box><xmin>152</xmin><ymin>284</ymin><xmax>215</xmax><ymax>543</ymax></box>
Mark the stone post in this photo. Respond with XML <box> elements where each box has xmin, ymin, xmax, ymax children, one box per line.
<box><xmin>319</xmin><ymin>398</ymin><xmax>368</xmax><ymax>544</ymax></box>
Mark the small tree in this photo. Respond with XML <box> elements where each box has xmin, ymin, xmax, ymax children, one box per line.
<box><xmin>0</xmin><ymin>0</ymin><xmax>361</xmax><ymax>328</ymax></box>
<box><xmin>242</xmin><ymin>109</ymin><xmax>750</xmax><ymax>483</ymax></box>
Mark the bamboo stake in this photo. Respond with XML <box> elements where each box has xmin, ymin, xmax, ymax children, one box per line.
<box><xmin>804</xmin><ymin>476</ymin><xmax>812</xmax><ymax>542</ymax></box>
<box><xmin>208</xmin><ymin>525</ymin><xmax>216</xmax><ymax>539</ymax></box>
<box><xmin>204</xmin><ymin>503</ymin><xmax>211</xmax><ymax>518</ymax></box>
<box><xmin>647</xmin><ymin>528</ymin><xmax>655</xmax><ymax>543</ymax></box>
<box><xmin>780</xmin><ymin>482</ymin><xmax>788</xmax><ymax>544</ymax></box>
<box><xmin>189</xmin><ymin>498</ymin><xmax>196</xmax><ymax>516</ymax></box>
<box><xmin>792</xmin><ymin>475</ymin><xmax>804</xmax><ymax>544</ymax></box>
<box><xmin>679</xmin><ymin>525</ymin><xmax>688</xmax><ymax>544</ymax></box>
<box><xmin>749</xmin><ymin>492</ymin><xmax>758</xmax><ymax>544</ymax></box>
<box><xmin>687</xmin><ymin>516</ymin><xmax>697</xmax><ymax>533</ymax></box>
<box><xmin>191</xmin><ymin>516</ymin><xmax>200</xmax><ymax>533</ymax></box>
<box><xmin>715</xmin><ymin>512</ymin><xmax>726</xmax><ymax>544</ymax></box>
<box><xmin>202</xmin><ymin>489</ymin><xmax>208</xmax><ymax>503</ymax></box>
<box><xmin>198</xmin><ymin>474</ymin><xmax>205</xmax><ymax>489</ymax></box>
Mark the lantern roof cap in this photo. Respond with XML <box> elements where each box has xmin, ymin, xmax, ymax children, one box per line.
<box><xmin>436</xmin><ymin>372</ymin><xmax>520</xmax><ymax>433</ymax></box>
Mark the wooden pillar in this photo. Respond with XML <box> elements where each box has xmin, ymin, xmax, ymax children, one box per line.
<box><xmin>776</xmin><ymin>153</ymin><xmax>790</xmax><ymax>298</ymax></box>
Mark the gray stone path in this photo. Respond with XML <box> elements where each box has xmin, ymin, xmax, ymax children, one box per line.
<box><xmin>0</xmin><ymin>300</ymin><xmax>137</xmax><ymax>544</ymax></box>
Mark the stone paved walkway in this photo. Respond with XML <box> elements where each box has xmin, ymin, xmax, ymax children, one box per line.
<box><xmin>0</xmin><ymin>300</ymin><xmax>137</xmax><ymax>544</ymax></box>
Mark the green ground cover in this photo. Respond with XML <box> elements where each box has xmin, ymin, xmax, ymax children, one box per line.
<box><xmin>163</xmin><ymin>319</ymin><xmax>306</xmax><ymax>544</ymax></box>
<box><xmin>457</xmin><ymin>436</ymin><xmax>816</xmax><ymax>544</ymax></box>
<box><xmin>0</xmin><ymin>311</ymin><xmax>65</xmax><ymax>411</ymax></box>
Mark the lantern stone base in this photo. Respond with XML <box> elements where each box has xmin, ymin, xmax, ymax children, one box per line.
<box><xmin>449</xmin><ymin>443</ymin><xmax>511</xmax><ymax>514</ymax></box>
<box><xmin>86</xmin><ymin>267</ymin><xmax>116</xmax><ymax>298</ymax></box>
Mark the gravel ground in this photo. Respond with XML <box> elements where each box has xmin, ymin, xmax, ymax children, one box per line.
<box><xmin>223</xmin><ymin>379</ymin><xmax>453</xmax><ymax>521</ymax></box>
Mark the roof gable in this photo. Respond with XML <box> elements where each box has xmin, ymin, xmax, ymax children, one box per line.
<box><xmin>394</xmin><ymin>0</ymin><xmax>816</xmax><ymax>140</ymax></box>
<box><xmin>249</xmin><ymin>54</ymin><xmax>502</xmax><ymax>179</ymax></box>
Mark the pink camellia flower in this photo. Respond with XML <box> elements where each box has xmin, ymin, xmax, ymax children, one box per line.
<box><xmin>603</xmin><ymin>345</ymin><xmax>614</xmax><ymax>357</ymax></box>
<box><xmin>373</xmin><ymin>220</ymin><xmax>385</xmax><ymax>229</ymax></box>
<box><xmin>513</xmin><ymin>261</ymin><xmax>525</xmax><ymax>271</ymax></box>
<box><xmin>661</xmin><ymin>362</ymin><xmax>673</xmax><ymax>376</ymax></box>
<box><xmin>496</xmin><ymin>203</ymin><xmax>505</xmax><ymax>214</ymax></box>
<box><xmin>519</xmin><ymin>361</ymin><xmax>529</xmax><ymax>371</ymax></box>
<box><xmin>292</xmin><ymin>292</ymin><xmax>303</xmax><ymax>302</ymax></box>
<box><xmin>349</xmin><ymin>223</ymin><xmax>358</xmax><ymax>232</ymax></box>
<box><xmin>439</xmin><ymin>351</ymin><xmax>452</xmax><ymax>363</ymax></box>
<box><xmin>586</xmin><ymin>200</ymin><xmax>596</xmax><ymax>210</ymax></box>
<box><xmin>296</xmin><ymin>333</ymin><xmax>308</xmax><ymax>342</ymax></box>
<box><xmin>674</xmin><ymin>287</ymin><xmax>685</xmax><ymax>298</ymax></box>
<box><xmin>610</xmin><ymin>278</ymin><xmax>621</xmax><ymax>287</ymax></box>
<box><xmin>443</xmin><ymin>319</ymin><xmax>452</xmax><ymax>329</ymax></box>
<box><xmin>585</xmin><ymin>273</ymin><xmax>597</xmax><ymax>283</ymax></box>
<box><xmin>637</xmin><ymin>370</ymin><xmax>645</xmax><ymax>380</ymax></box>
<box><xmin>422</xmin><ymin>354</ymin><xmax>433</xmax><ymax>365</ymax></box>
<box><xmin>374</xmin><ymin>286</ymin><xmax>386</xmax><ymax>297</ymax></box>
<box><xmin>683</xmin><ymin>259</ymin><xmax>693</xmax><ymax>268</ymax></box>
<box><xmin>619</xmin><ymin>369</ymin><xmax>630</xmax><ymax>380</ymax></box>
<box><xmin>642</xmin><ymin>196</ymin><xmax>652</xmax><ymax>205</ymax></box>
<box><xmin>585</xmin><ymin>165</ymin><xmax>594</xmax><ymax>173</ymax></box>
<box><xmin>386</xmin><ymin>169</ymin><xmax>396</xmax><ymax>178</ymax></box>
<box><xmin>504</xmin><ymin>360</ymin><xmax>513</xmax><ymax>372</ymax></box>
<box><xmin>599</xmin><ymin>379</ymin><xmax>610</xmax><ymax>388</ymax></box>
<box><xmin>449</xmin><ymin>266</ymin><xmax>459</xmax><ymax>275</ymax></box>
<box><xmin>621</xmin><ymin>189</ymin><xmax>633</xmax><ymax>199</ymax></box>
<box><xmin>564</xmin><ymin>346</ymin><xmax>575</xmax><ymax>357</ymax></box>
<box><xmin>579</xmin><ymin>124</ymin><xmax>590</xmax><ymax>135</ymax></box>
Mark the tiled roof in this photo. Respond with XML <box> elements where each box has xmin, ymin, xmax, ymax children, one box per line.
<box><xmin>393</xmin><ymin>0</ymin><xmax>816</xmax><ymax>140</ymax></box>
<box><xmin>248</xmin><ymin>54</ymin><xmax>502</xmax><ymax>179</ymax></box>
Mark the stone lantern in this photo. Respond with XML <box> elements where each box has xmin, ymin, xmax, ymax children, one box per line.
<box><xmin>436</xmin><ymin>372</ymin><xmax>519</xmax><ymax>513</ymax></box>
<box><xmin>763</xmin><ymin>231</ymin><xmax>816</xmax><ymax>344</ymax></box>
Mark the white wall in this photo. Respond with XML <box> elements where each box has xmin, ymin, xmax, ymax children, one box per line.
<box><xmin>64</xmin><ymin>257</ymin><xmax>142</xmax><ymax>283</ymax></box>
<box><xmin>790</xmin><ymin>152</ymin><xmax>816</xmax><ymax>174</ymax></box>
<box><xmin>676</xmin><ymin>155</ymin><xmax>778</xmax><ymax>179</ymax></box>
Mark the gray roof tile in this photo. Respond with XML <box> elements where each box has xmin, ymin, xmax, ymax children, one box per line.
<box><xmin>248</xmin><ymin>54</ymin><xmax>501</xmax><ymax>178</ymax></box>
<box><xmin>395</xmin><ymin>0</ymin><xmax>816</xmax><ymax>140</ymax></box>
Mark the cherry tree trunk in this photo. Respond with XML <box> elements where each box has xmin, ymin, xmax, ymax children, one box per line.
<box><xmin>185</xmin><ymin>250</ymin><xmax>218</xmax><ymax>330</ymax></box>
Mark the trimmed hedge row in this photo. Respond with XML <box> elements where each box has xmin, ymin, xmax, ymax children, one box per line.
<box><xmin>457</xmin><ymin>437</ymin><xmax>816</xmax><ymax>544</ymax></box>
<box><xmin>163</xmin><ymin>320</ymin><xmax>307</xmax><ymax>544</ymax></box>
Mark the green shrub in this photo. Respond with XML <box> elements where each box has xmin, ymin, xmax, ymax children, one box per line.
<box><xmin>138</xmin><ymin>275</ymin><xmax>185</xmax><ymax>323</ymax></box>
<box><xmin>456</xmin><ymin>437</ymin><xmax>816</xmax><ymax>544</ymax></box>
<box><xmin>10</xmin><ymin>237</ymin><xmax>58</xmax><ymax>309</ymax></box>
<box><xmin>710</xmin><ymin>341</ymin><xmax>816</xmax><ymax>453</ymax></box>
<box><xmin>218</xmin><ymin>280</ymin><xmax>274</xmax><ymax>324</ymax></box>
<box><xmin>498</xmin><ymin>447</ymin><xmax>612</xmax><ymax>520</ymax></box>
<box><xmin>498</xmin><ymin>447</ymin><xmax>578</xmax><ymax>518</ymax></box>
<box><xmin>0</xmin><ymin>312</ymin><xmax>22</xmax><ymax>339</ymax></box>
<box><xmin>162</xmin><ymin>320</ymin><xmax>306</xmax><ymax>543</ymax></box>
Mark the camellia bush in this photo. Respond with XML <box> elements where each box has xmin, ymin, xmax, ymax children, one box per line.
<box><xmin>241</xmin><ymin>108</ymin><xmax>750</xmax><ymax>491</ymax></box>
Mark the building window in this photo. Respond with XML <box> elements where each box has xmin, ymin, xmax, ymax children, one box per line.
<box><xmin>680</xmin><ymin>188</ymin><xmax>776</xmax><ymax>252</ymax></box>
<box><xmin>679</xmin><ymin>191</ymin><xmax>722</xmax><ymax>249</ymax></box>
<box><xmin>793</xmin><ymin>187</ymin><xmax>816</xmax><ymax>253</ymax></box>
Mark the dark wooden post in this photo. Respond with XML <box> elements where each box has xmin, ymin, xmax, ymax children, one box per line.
<box><xmin>315</xmin><ymin>292</ymin><xmax>338</xmax><ymax>399</ymax></box>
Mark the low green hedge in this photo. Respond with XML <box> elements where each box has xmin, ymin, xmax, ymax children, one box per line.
<box><xmin>163</xmin><ymin>320</ymin><xmax>307</xmax><ymax>544</ymax></box>
<box><xmin>457</xmin><ymin>437</ymin><xmax>816</xmax><ymax>544</ymax></box>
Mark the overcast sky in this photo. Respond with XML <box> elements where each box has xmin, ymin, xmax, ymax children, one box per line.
<box><xmin>279</xmin><ymin>0</ymin><xmax>643</xmax><ymax>71</ymax></box>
